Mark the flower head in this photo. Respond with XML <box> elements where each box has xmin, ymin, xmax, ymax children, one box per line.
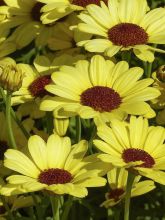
<box><xmin>77</xmin><ymin>0</ymin><xmax>165</xmax><ymax>62</ymax></box>
<box><xmin>11</xmin><ymin>54</ymin><xmax>82</xmax><ymax>105</ymax></box>
<box><xmin>101</xmin><ymin>168</ymin><xmax>155</xmax><ymax>207</ymax></box>
<box><xmin>40</xmin><ymin>55</ymin><xmax>160</xmax><ymax>121</ymax></box>
<box><xmin>94</xmin><ymin>116</ymin><xmax>165</xmax><ymax>185</ymax></box>
<box><xmin>2</xmin><ymin>134</ymin><xmax>110</xmax><ymax>197</ymax></box>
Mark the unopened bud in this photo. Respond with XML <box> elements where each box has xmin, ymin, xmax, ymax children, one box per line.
<box><xmin>156</xmin><ymin>65</ymin><xmax>165</xmax><ymax>82</ymax></box>
<box><xmin>53</xmin><ymin>118</ymin><xmax>69</xmax><ymax>136</ymax></box>
<box><xmin>0</xmin><ymin>59</ymin><xmax>23</xmax><ymax>92</ymax></box>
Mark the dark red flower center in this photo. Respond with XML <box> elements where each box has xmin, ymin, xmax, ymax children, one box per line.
<box><xmin>0</xmin><ymin>206</ymin><xmax>6</xmax><ymax>214</ymax></box>
<box><xmin>72</xmin><ymin>0</ymin><xmax>108</xmax><ymax>7</ymax></box>
<box><xmin>122</xmin><ymin>148</ymin><xmax>155</xmax><ymax>168</ymax></box>
<box><xmin>108</xmin><ymin>23</ymin><xmax>148</xmax><ymax>47</ymax></box>
<box><xmin>38</xmin><ymin>168</ymin><xmax>72</xmax><ymax>185</ymax></box>
<box><xmin>31</xmin><ymin>2</ymin><xmax>44</xmax><ymax>22</ymax></box>
<box><xmin>0</xmin><ymin>0</ymin><xmax>5</xmax><ymax>6</ymax></box>
<box><xmin>108</xmin><ymin>188</ymin><xmax>125</xmax><ymax>202</ymax></box>
<box><xmin>0</xmin><ymin>140</ymin><xmax>9</xmax><ymax>160</ymax></box>
<box><xmin>80</xmin><ymin>86</ymin><xmax>121</xmax><ymax>112</ymax></box>
<box><xmin>28</xmin><ymin>75</ymin><xmax>51</xmax><ymax>98</ymax></box>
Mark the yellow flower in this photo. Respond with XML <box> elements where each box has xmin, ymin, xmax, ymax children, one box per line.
<box><xmin>94</xmin><ymin>116</ymin><xmax>165</xmax><ymax>185</ymax></box>
<box><xmin>11</xmin><ymin>54</ymin><xmax>81</xmax><ymax>105</ymax></box>
<box><xmin>2</xmin><ymin>134</ymin><xmax>110</xmax><ymax>197</ymax></box>
<box><xmin>101</xmin><ymin>168</ymin><xmax>155</xmax><ymax>208</ymax></box>
<box><xmin>38</xmin><ymin>0</ymin><xmax>108</xmax><ymax>24</ymax></box>
<box><xmin>0</xmin><ymin>0</ymin><xmax>72</xmax><ymax>48</ymax></box>
<box><xmin>40</xmin><ymin>55</ymin><xmax>160</xmax><ymax>121</ymax></box>
<box><xmin>77</xmin><ymin>0</ymin><xmax>165</xmax><ymax>62</ymax></box>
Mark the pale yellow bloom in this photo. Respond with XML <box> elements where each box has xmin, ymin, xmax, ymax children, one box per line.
<box><xmin>77</xmin><ymin>0</ymin><xmax>165</xmax><ymax>62</ymax></box>
<box><xmin>2</xmin><ymin>134</ymin><xmax>111</xmax><ymax>197</ymax></box>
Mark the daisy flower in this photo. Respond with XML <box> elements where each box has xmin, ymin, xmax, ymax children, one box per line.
<box><xmin>38</xmin><ymin>0</ymin><xmax>108</xmax><ymax>24</ymax></box>
<box><xmin>94</xmin><ymin>116</ymin><xmax>165</xmax><ymax>185</ymax></box>
<box><xmin>0</xmin><ymin>0</ymin><xmax>72</xmax><ymax>49</ymax></box>
<box><xmin>11</xmin><ymin>54</ymin><xmax>82</xmax><ymax>105</ymax></box>
<box><xmin>2</xmin><ymin>134</ymin><xmax>110</xmax><ymax>197</ymax></box>
<box><xmin>40</xmin><ymin>55</ymin><xmax>160</xmax><ymax>121</ymax></box>
<box><xmin>101</xmin><ymin>168</ymin><xmax>155</xmax><ymax>208</ymax></box>
<box><xmin>77</xmin><ymin>0</ymin><xmax>165</xmax><ymax>62</ymax></box>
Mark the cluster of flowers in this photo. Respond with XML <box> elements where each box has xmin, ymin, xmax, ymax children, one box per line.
<box><xmin>0</xmin><ymin>0</ymin><xmax>164</xmax><ymax>219</ymax></box>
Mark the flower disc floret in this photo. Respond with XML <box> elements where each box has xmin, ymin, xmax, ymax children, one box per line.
<box><xmin>108</xmin><ymin>188</ymin><xmax>125</xmax><ymax>202</ymax></box>
<box><xmin>80</xmin><ymin>86</ymin><xmax>122</xmax><ymax>112</ymax></box>
<box><xmin>108</xmin><ymin>23</ymin><xmax>148</xmax><ymax>47</ymax></box>
<box><xmin>38</xmin><ymin>168</ymin><xmax>72</xmax><ymax>185</ymax></box>
<box><xmin>122</xmin><ymin>148</ymin><xmax>155</xmax><ymax>168</ymax></box>
<box><xmin>28</xmin><ymin>75</ymin><xmax>51</xmax><ymax>98</ymax></box>
<box><xmin>72</xmin><ymin>0</ymin><xmax>108</xmax><ymax>7</ymax></box>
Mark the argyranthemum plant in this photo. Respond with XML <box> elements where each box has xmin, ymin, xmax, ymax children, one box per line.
<box><xmin>101</xmin><ymin>168</ymin><xmax>155</xmax><ymax>208</ymax></box>
<box><xmin>40</xmin><ymin>55</ymin><xmax>160</xmax><ymax>121</ymax></box>
<box><xmin>94</xmin><ymin>116</ymin><xmax>165</xmax><ymax>185</ymax></box>
<box><xmin>77</xmin><ymin>0</ymin><xmax>165</xmax><ymax>62</ymax></box>
<box><xmin>38</xmin><ymin>0</ymin><xmax>108</xmax><ymax>24</ymax></box>
<box><xmin>2</xmin><ymin>134</ymin><xmax>111</xmax><ymax>197</ymax></box>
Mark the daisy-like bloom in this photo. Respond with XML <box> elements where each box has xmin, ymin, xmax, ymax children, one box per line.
<box><xmin>2</xmin><ymin>134</ymin><xmax>110</xmax><ymax>197</ymax></box>
<box><xmin>47</xmin><ymin>13</ymin><xmax>91</xmax><ymax>54</ymax></box>
<box><xmin>101</xmin><ymin>168</ymin><xmax>155</xmax><ymax>208</ymax></box>
<box><xmin>77</xmin><ymin>0</ymin><xmax>165</xmax><ymax>62</ymax></box>
<box><xmin>11</xmin><ymin>54</ymin><xmax>82</xmax><ymax>105</ymax></box>
<box><xmin>38</xmin><ymin>0</ymin><xmax>108</xmax><ymax>24</ymax></box>
<box><xmin>0</xmin><ymin>0</ymin><xmax>78</xmax><ymax>49</ymax></box>
<box><xmin>40</xmin><ymin>55</ymin><xmax>160</xmax><ymax>121</ymax></box>
<box><xmin>94</xmin><ymin>116</ymin><xmax>165</xmax><ymax>185</ymax></box>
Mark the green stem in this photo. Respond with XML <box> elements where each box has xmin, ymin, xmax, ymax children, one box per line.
<box><xmin>32</xmin><ymin>194</ymin><xmax>43</xmax><ymax>220</ymax></box>
<box><xmin>46</xmin><ymin>112</ymin><xmax>53</xmax><ymax>135</ymax></box>
<box><xmin>0</xmin><ymin>195</ymin><xmax>15</xmax><ymax>220</ymax></box>
<box><xmin>76</xmin><ymin>116</ymin><xmax>81</xmax><ymax>142</ymax></box>
<box><xmin>113</xmin><ymin>207</ymin><xmax>120</xmax><ymax>220</ymax></box>
<box><xmin>143</xmin><ymin>62</ymin><xmax>153</xmax><ymax>78</ymax></box>
<box><xmin>11</xmin><ymin>109</ymin><xmax>30</xmax><ymax>139</ymax></box>
<box><xmin>50</xmin><ymin>195</ymin><xmax>60</xmax><ymax>220</ymax></box>
<box><xmin>61</xmin><ymin>196</ymin><xmax>73</xmax><ymax>220</ymax></box>
<box><xmin>6</xmin><ymin>92</ymin><xmax>17</xmax><ymax>149</ymax></box>
<box><xmin>124</xmin><ymin>172</ymin><xmax>135</xmax><ymax>220</ymax></box>
<box><xmin>88</xmin><ymin>124</ymin><xmax>97</xmax><ymax>154</ymax></box>
<box><xmin>147</xmin><ymin>62</ymin><xmax>153</xmax><ymax>78</ymax></box>
<box><xmin>0</xmin><ymin>87</ymin><xmax>30</xmax><ymax>139</ymax></box>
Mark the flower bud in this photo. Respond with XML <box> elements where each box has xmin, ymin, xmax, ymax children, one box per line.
<box><xmin>53</xmin><ymin>118</ymin><xmax>69</xmax><ymax>136</ymax></box>
<box><xmin>0</xmin><ymin>58</ymin><xmax>23</xmax><ymax>92</ymax></box>
<box><xmin>156</xmin><ymin>65</ymin><xmax>165</xmax><ymax>82</ymax></box>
